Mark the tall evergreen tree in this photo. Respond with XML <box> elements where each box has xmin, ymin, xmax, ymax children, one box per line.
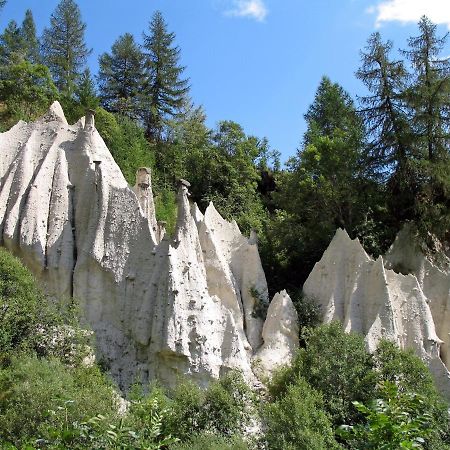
<box><xmin>263</xmin><ymin>79</ymin><xmax>374</xmax><ymax>293</ymax></box>
<box><xmin>76</xmin><ymin>68</ymin><xmax>98</xmax><ymax>110</ymax></box>
<box><xmin>20</xmin><ymin>10</ymin><xmax>40</xmax><ymax>64</ymax></box>
<box><xmin>357</xmin><ymin>32</ymin><xmax>411</xmax><ymax>177</ymax></box>
<box><xmin>42</xmin><ymin>0</ymin><xmax>91</xmax><ymax>95</ymax></box>
<box><xmin>0</xmin><ymin>20</ymin><xmax>23</xmax><ymax>65</ymax></box>
<box><xmin>142</xmin><ymin>11</ymin><xmax>189</xmax><ymax>141</ymax></box>
<box><xmin>403</xmin><ymin>17</ymin><xmax>450</xmax><ymax>240</ymax></box>
<box><xmin>98</xmin><ymin>33</ymin><xmax>145</xmax><ymax>119</ymax></box>
<box><xmin>357</xmin><ymin>32</ymin><xmax>418</xmax><ymax>224</ymax></box>
<box><xmin>404</xmin><ymin>16</ymin><xmax>450</xmax><ymax>162</ymax></box>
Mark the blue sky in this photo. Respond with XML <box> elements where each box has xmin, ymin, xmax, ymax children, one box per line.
<box><xmin>2</xmin><ymin>0</ymin><xmax>450</xmax><ymax>161</ymax></box>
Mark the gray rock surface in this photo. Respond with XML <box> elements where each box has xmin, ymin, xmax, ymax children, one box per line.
<box><xmin>0</xmin><ymin>102</ymin><xmax>299</xmax><ymax>389</ymax></box>
<box><xmin>304</xmin><ymin>228</ymin><xmax>450</xmax><ymax>399</ymax></box>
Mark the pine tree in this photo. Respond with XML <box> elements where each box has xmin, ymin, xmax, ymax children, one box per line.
<box><xmin>98</xmin><ymin>33</ymin><xmax>145</xmax><ymax>119</ymax></box>
<box><xmin>304</xmin><ymin>76</ymin><xmax>364</xmax><ymax>148</ymax></box>
<box><xmin>76</xmin><ymin>68</ymin><xmax>98</xmax><ymax>110</ymax></box>
<box><xmin>42</xmin><ymin>0</ymin><xmax>91</xmax><ymax>95</ymax></box>
<box><xmin>142</xmin><ymin>11</ymin><xmax>189</xmax><ymax>141</ymax></box>
<box><xmin>0</xmin><ymin>20</ymin><xmax>24</xmax><ymax>65</ymax></box>
<box><xmin>20</xmin><ymin>10</ymin><xmax>40</xmax><ymax>64</ymax></box>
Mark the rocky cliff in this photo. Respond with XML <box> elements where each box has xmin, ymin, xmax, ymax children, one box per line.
<box><xmin>0</xmin><ymin>102</ymin><xmax>298</xmax><ymax>389</ymax></box>
<box><xmin>304</xmin><ymin>228</ymin><xmax>450</xmax><ymax>399</ymax></box>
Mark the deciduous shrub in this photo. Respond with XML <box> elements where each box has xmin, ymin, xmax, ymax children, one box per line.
<box><xmin>263</xmin><ymin>376</ymin><xmax>341</xmax><ymax>450</ymax></box>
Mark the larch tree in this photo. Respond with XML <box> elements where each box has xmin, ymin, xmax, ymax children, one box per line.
<box><xmin>403</xmin><ymin>17</ymin><xmax>450</xmax><ymax>240</ymax></box>
<box><xmin>356</xmin><ymin>32</ymin><xmax>418</xmax><ymax>225</ymax></box>
<box><xmin>404</xmin><ymin>16</ymin><xmax>450</xmax><ymax>162</ymax></box>
<box><xmin>141</xmin><ymin>10</ymin><xmax>190</xmax><ymax>142</ymax></box>
<box><xmin>42</xmin><ymin>0</ymin><xmax>91</xmax><ymax>96</ymax></box>
<box><xmin>98</xmin><ymin>33</ymin><xmax>145</xmax><ymax>119</ymax></box>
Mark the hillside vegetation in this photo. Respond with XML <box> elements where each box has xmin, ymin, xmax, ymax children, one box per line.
<box><xmin>0</xmin><ymin>248</ymin><xmax>448</xmax><ymax>448</ymax></box>
<box><xmin>0</xmin><ymin>0</ymin><xmax>449</xmax><ymax>448</ymax></box>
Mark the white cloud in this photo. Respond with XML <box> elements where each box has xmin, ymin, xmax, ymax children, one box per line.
<box><xmin>369</xmin><ymin>0</ymin><xmax>450</xmax><ymax>29</ymax></box>
<box><xmin>226</xmin><ymin>0</ymin><xmax>268</xmax><ymax>22</ymax></box>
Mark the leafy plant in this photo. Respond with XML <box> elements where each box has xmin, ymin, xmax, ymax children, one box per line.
<box><xmin>337</xmin><ymin>381</ymin><xmax>435</xmax><ymax>449</ymax></box>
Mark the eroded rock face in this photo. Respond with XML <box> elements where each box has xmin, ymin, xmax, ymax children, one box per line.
<box><xmin>0</xmin><ymin>102</ymin><xmax>299</xmax><ymax>389</ymax></box>
<box><xmin>304</xmin><ymin>228</ymin><xmax>450</xmax><ymax>399</ymax></box>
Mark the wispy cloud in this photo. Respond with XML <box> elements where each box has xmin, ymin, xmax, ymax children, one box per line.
<box><xmin>226</xmin><ymin>0</ymin><xmax>268</xmax><ymax>22</ymax></box>
<box><xmin>368</xmin><ymin>0</ymin><xmax>450</xmax><ymax>29</ymax></box>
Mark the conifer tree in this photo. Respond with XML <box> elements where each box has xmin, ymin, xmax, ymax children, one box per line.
<box><xmin>0</xmin><ymin>20</ymin><xmax>23</xmax><ymax>65</ymax></box>
<box><xmin>20</xmin><ymin>10</ymin><xmax>40</xmax><ymax>64</ymax></box>
<box><xmin>142</xmin><ymin>11</ymin><xmax>189</xmax><ymax>141</ymax></box>
<box><xmin>42</xmin><ymin>0</ymin><xmax>91</xmax><ymax>95</ymax></box>
<box><xmin>76</xmin><ymin>68</ymin><xmax>98</xmax><ymax>110</ymax></box>
<box><xmin>403</xmin><ymin>17</ymin><xmax>450</xmax><ymax>240</ymax></box>
<box><xmin>357</xmin><ymin>33</ymin><xmax>418</xmax><ymax>224</ymax></box>
<box><xmin>404</xmin><ymin>16</ymin><xmax>450</xmax><ymax>162</ymax></box>
<box><xmin>357</xmin><ymin>32</ymin><xmax>411</xmax><ymax>176</ymax></box>
<box><xmin>98</xmin><ymin>33</ymin><xmax>144</xmax><ymax>119</ymax></box>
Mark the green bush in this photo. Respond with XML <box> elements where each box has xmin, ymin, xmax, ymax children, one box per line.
<box><xmin>125</xmin><ymin>381</ymin><xmax>177</xmax><ymax>446</ymax></box>
<box><xmin>155</xmin><ymin>188</ymin><xmax>178</xmax><ymax>237</ymax></box>
<box><xmin>170</xmin><ymin>432</ymin><xmax>248</xmax><ymax>450</ymax></box>
<box><xmin>374</xmin><ymin>340</ymin><xmax>450</xmax><ymax>446</ymax></box>
<box><xmin>337</xmin><ymin>381</ymin><xmax>436</xmax><ymax>450</ymax></box>
<box><xmin>263</xmin><ymin>376</ymin><xmax>341</xmax><ymax>450</ymax></box>
<box><xmin>0</xmin><ymin>247</ymin><xmax>90</xmax><ymax>368</ymax></box>
<box><xmin>166</xmin><ymin>372</ymin><xmax>253</xmax><ymax>441</ymax></box>
<box><xmin>0</xmin><ymin>355</ymin><xmax>118</xmax><ymax>447</ymax></box>
<box><xmin>269</xmin><ymin>322</ymin><xmax>376</xmax><ymax>426</ymax></box>
<box><xmin>95</xmin><ymin>107</ymin><xmax>155</xmax><ymax>185</ymax></box>
<box><xmin>0</xmin><ymin>247</ymin><xmax>88</xmax><ymax>365</ymax></box>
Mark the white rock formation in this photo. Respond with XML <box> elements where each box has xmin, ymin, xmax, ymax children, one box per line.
<box><xmin>0</xmin><ymin>102</ymin><xmax>299</xmax><ymax>389</ymax></box>
<box><xmin>255</xmin><ymin>290</ymin><xmax>299</xmax><ymax>375</ymax></box>
<box><xmin>304</xmin><ymin>228</ymin><xmax>450</xmax><ymax>399</ymax></box>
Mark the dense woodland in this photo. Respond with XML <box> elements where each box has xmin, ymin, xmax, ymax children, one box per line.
<box><xmin>0</xmin><ymin>0</ymin><xmax>450</xmax><ymax>448</ymax></box>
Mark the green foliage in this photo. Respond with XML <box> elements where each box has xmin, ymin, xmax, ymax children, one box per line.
<box><xmin>263</xmin><ymin>376</ymin><xmax>341</xmax><ymax>450</ymax></box>
<box><xmin>0</xmin><ymin>61</ymin><xmax>58</xmax><ymax>128</ymax></box>
<box><xmin>0</xmin><ymin>20</ymin><xmax>23</xmax><ymax>65</ymax></box>
<box><xmin>167</xmin><ymin>372</ymin><xmax>253</xmax><ymax>441</ymax></box>
<box><xmin>0</xmin><ymin>355</ymin><xmax>118</xmax><ymax>447</ymax></box>
<box><xmin>0</xmin><ymin>8</ymin><xmax>41</xmax><ymax>66</ymax></box>
<box><xmin>170</xmin><ymin>433</ymin><xmax>248</xmax><ymax>450</ymax></box>
<box><xmin>357</xmin><ymin>20</ymin><xmax>450</xmax><ymax>243</ymax></box>
<box><xmin>42</xmin><ymin>0</ymin><xmax>91</xmax><ymax>95</ymax></box>
<box><xmin>0</xmin><ymin>247</ymin><xmax>84</xmax><ymax>365</ymax></box>
<box><xmin>261</xmin><ymin>77</ymin><xmax>379</xmax><ymax>293</ymax></box>
<box><xmin>20</xmin><ymin>9</ymin><xmax>40</xmax><ymax>64</ymax></box>
<box><xmin>98</xmin><ymin>32</ymin><xmax>145</xmax><ymax>119</ymax></box>
<box><xmin>374</xmin><ymin>340</ymin><xmax>450</xmax><ymax>444</ymax></box>
<box><xmin>59</xmin><ymin>69</ymin><xmax>99</xmax><ymax>124</ymax></box>
<box><xmin>337</xmin><ymin>381</ymin><xmax>436</xmax><ymax>450</ymax></box>
<box><xmin>142</xmin><ymin>10</ymin><xmax>190</xmax><ymax>141</ymax></box>
<box><xmin>269</xmin><ymin>323</ymin><xmax>376</xmax><ymax>426</ymax></box>
<box><xmin>95</xmin><ymin>107</ymin><xmax>155</xmax><ymax>184</ymax></box>
<box><xmin>290</xmin><ymin>291</ymin><xmax>321</xmax><ymax>336</ymax></box>
<box><xmin>154</xmin><ymin>188</ymin><xmax>178</xmax><ymax>236</ymax></box>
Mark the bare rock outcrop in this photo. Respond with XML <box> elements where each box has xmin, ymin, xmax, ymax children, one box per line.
<box><xmin>304</xmin><ymin>228</ymin><xmax>450</xmax><ymax>399</ymax></box>
<box><xmin>0</xmin><ymin>102</ymin><xmax>298</xmax><ymax>389</ymax></box>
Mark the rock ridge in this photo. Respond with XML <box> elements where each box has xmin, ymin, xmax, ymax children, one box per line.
<box><xmin>0</xmin><ymin>102</ymin><xmax>299</xmax><ymax>389</ymax></box>
<box><xmin>304</xmin><ymin>228</ymin><xmax>450</xmax><ymax>399</ymax></box>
